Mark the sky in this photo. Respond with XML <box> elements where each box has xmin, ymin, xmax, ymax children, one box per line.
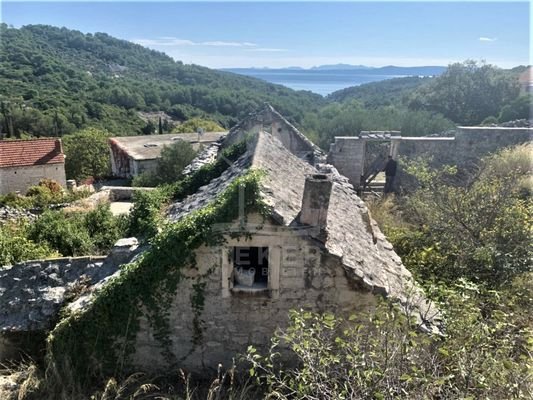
<box><xmin>1</xmin><ymin>1</ymin><xmax>530</xmax><ymax>68</ymax></box>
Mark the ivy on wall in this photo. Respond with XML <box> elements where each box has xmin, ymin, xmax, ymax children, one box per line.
<box><xmin>46</xmin><ymin>169</ymin><xmax>268</xmax><ymax>388</ymax></box>
<box><xmin>128</xmin><ymin>139</ymin><xmax>249</xmax><ymax>240</ymax></box>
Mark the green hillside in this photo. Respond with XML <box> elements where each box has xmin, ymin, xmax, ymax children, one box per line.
<box><xmin>0</xmin><ymin>24</ymin><xmax>324</xmax><ymax>137</ymax></box>
<box><xmin>327</xmin><ymin>76</ymin><xmax>432</xmax><ymax>107</ymax></box>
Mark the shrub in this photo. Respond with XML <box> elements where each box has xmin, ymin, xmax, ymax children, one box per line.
<box><xmin>247</xmin><ymin>286</ymin><xmax>532</xmax><ymax>399</ymax></box>
<box><xmin>27</xmin><ymin>205</ymin><xmax>127</xmax><ymax>256</ymax></box>
<box><xmin>84</xmin><ymin>204</ymin><xmax>128</xmax><ymax>251</ymax></box>
<box><xmin>28</xmin><ymin>210</ymin><xmax>94</xmax><ymax>256</ymax></box>
<box><xmin>385</xmin><ymin>144</ymin><xmax>533</xmax><ymax>288</ymax></box>
<box><xmin>38</xmin><ymin>178</ymin><xmax>63</xmax><ymax>194</ymax></box>
<box><xmin>0</xmin><ymin>221</ymin><xmax>58</xmax><ymax>266</ymax></box>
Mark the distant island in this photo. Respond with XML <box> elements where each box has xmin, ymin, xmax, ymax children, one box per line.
<box><xmin>222</xmin><ymin>64</ymin><xmax>446</xmax><ymax>75</ymax></box>
<box><xmin>221</xmin><ymin>65</ymin><xmax>447</xmax><ymax>95</ymax></box>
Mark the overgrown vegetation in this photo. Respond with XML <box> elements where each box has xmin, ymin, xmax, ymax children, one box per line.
<box><xmin>0</xmin><ymin>178</ymin><xmax>90</xmax><ymax>209</ymax></box>
<box><xmin>371</xmin><ymin>143</ymin><xmax>532</xmax><ymax>288</ymax></box>
<box><xmin>45</xmin><ymin>171</ymin><xmax>268</xmax><ymax>396</ymax></box>
<box><xmin>128</xmin><ymin>139</ymin><xmax>248</xmax><ymax>239</ymax></box>
<box><xmin>132</xmin><ymin>140</ymin><xmax>198</xmax><ymax>187</ymax></box>
<box><xmin>0</xmin><ymin>220</ymin><xmax>59</xmax><ymax>266</ymax></box>
<box><xmin>246</xmin><ymin>283</ymin><xmax>532</xmax><ymax>399</ymax></box>
<box><xmin>0</xmin><ymin>204</ymin><xmax>127</xmax><ymax>263</ymax></box>
<box><xmin>27</xmin><ymin>205</ymin><xmax>128</xmax><ymax>257</ymax></box>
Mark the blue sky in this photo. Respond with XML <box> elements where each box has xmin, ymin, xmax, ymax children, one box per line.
<box><xmin>2</xmin><ymin>1</ymin><xmax>530</xmax><ymax>68</ymax></box>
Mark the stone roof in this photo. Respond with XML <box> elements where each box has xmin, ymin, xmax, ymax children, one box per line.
<box><xmin>109</xmin><ymin>132</ymin><xmax>227</xmax><ymax>161</ymax></box>
<box><xmin>167</xmin><ymin>131</ymin><xmax>438</xmax><ymax>330</ymax></box>
<box><xmin>0</xmin><ymin>239</ymin><xmax>141</xmax><ymax>333</ymax></box>
<box><xmin>0</xmin><ymin>138</ymin><xmax>65</xmax><ymax>168</ymax></box>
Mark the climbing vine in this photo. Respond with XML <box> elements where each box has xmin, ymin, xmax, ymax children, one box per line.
<box><xmin>128</xmin><ymin>139</ymin><xmax>249</xmax><ymax>240</ymax></box>
<box><xmin>46</xmin><ymin>169</ymin><xmax>268</xmax><ymax>388</ymax></box>
<box><xmin>191</xmin><ymin>281</ymin><xmax>207</xmax><ymax>346</ymax></box>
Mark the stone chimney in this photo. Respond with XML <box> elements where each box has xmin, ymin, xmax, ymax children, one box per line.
<box><xmin>55</xmin><ymin>139</ymin><xmax>64</xmax><ymax>155</ymax></box>
<box><xmin>300</xmin><ymin>174</ymin><xmax>333</xmax><ymax>240</ymax></box>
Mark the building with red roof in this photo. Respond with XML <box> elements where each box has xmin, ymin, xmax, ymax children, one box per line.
<box><xmin>0</xmin><ymin>138</ymin><xmax>66</xmax><ymax>195</ymax></box>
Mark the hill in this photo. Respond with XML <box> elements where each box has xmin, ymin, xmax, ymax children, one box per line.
<box><xmin>0</xmin><ymin>24</ymin><xmax>324</xmax><ymax>138</ymax></box>
<box><xmin>327</xmin><ymin>76</ymin><xmax>432</xmax><ymax>106</ymax></box>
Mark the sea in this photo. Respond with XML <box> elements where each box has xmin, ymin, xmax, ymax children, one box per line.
<box><xmin>222</xmin><ymin>69</ymin><xmax>407</xmax><ymax>96</ymax></box>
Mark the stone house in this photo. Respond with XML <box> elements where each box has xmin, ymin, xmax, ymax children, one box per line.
<box><xmin>0</xmin><ymin>138</ymin><xmax>66</xmax><ymax>195</ymax></box>
<box><xmin>0</xmin><ymin>106</ymin><xmax>437</xmax><ymax>373</ymax></box>
<box><xmin>132</xmin><ymin>109</ymin><xmax>437</xmax><ymax>371</ymax></box>
<box><xmin>109</xmin><ymin>131</ymin><xmax>226</xmax><ymax>178</ymax></box>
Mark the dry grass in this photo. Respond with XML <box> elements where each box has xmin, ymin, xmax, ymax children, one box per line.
<box><xmin>5</xmin><ymin>360</ymin><xmax>262</xmax><ymax>400</ymax></box>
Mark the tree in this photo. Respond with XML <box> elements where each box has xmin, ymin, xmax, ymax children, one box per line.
<box><xmin>393</xmin><ymin>143</ymin><xmax>532</xmax><ymax>287</ymax></box>
<box><xmin>156</xmin><ymin>140</ymin><xmax>197</xmax><ymax>183</ymax></box>
<box><xmin>409</xmin><ymin>61</ymin><xmax>520</xmax><ymax>125</ymax></box>
<box><xmin>62</xmin><ymin>127</ymin><xmax>111</xmax><ymax>181</ymax></box>
<box><xmin>132</xmin><ymin>140</ymin><xmax>197</xmax><ymax>187</ymax></box>
<box><xmin>172</xmin><ymin>117</ymin><xmax>224</xmax><ymax>133</ymax></box>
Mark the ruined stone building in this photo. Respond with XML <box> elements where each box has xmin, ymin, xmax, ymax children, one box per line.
<box><xmin>1</xmin><ymin>105</ymin><xmax>531</xmax><ymax>374</ymax></box>
<box><xmin>0</xmin><ymin>138</ymin><xmax>66</xmax><ymax>195</ymax></box>
<box><xmin>0</xmin><ymin>107</ymin><xmax>438</xmax><ymax>372</ymax></box>
<box><xmin>328</xmin><ymin>126</ymin><xmax>532</xmax><ymax>192</ymax></box>
<box><xmin>109</xmin><ymin>131</ymin><xmax>226</xmax><ymax>178</ymax></box>
<box><xmin>134</xmin><ymin>119</ymin><xmax>436</xmax><ymax>370</ymax></box>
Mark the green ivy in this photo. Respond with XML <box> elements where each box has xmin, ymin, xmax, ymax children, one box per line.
<box><xmin>128</xmin><ymin>139</ymin><xmax>248</xmax><ymax>240</ymax></box>
<box><xmin>169</xmin><ymin>139</ymin><xmax>248</xmax><ymax>200</ymax></box>
<box><xmin>46</xmin><ymin>170</ymin><xmax>268</xmax><ymax>388</ymax></box>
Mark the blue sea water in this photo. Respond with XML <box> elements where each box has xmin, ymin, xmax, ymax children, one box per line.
<box><xmin>224</xmin><ymin>69</ymin><xmax>407</xmax><ymax>96</ymax></box>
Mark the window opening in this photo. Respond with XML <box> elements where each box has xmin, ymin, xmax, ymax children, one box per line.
<box><xmin>233</xmin><ymin>246</ymin><xmax>269</xmax><ymax>289</ymax></box>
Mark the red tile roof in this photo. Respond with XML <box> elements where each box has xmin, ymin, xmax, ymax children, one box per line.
<box><xmin>0</xmin><ymin>138</ymin><xmax>65</xmax><ymax>168</ymax></box>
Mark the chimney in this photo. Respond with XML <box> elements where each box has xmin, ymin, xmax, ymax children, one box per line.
<box><xmin>300</xmin><ymin>174</ymin><xmax>333</xmax><ymax>240</ymax></box>
<box><xmin>55</xmin><ymin>139</ymin><xmax>64</xmax><ymax>155</ymax></box>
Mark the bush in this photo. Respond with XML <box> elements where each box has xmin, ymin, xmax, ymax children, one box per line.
<box><xmin>0</xmin><ymin>221</ymin><xmax>59</xmax><ymax>266</ymax></box>
<box><xmin>28</xmin><ymin>210</ymin><xmax>94</xmax><ymax>256</ymax></box>
<box><xmin>374</xmin><ymin>144</ymin><xmax>532</xmax><ymax>288</ymax></box>
<box><xmin>247</xmin><ymin>286</ymin><xmax>532</xmax><ymax>399</ymax></box>
<box><xmin>127</xmin><ymin>188</ymin><xmax>170</xmax><ymax>239</ymax></box>
<box><xmin>27</xmin><ymin>205</ymin><xmax>127</xmax><ymax>256</ymax></box>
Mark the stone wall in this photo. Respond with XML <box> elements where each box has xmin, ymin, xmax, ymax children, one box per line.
<box><xmin>327</xmin><ymin>137</ymin><xmax>365</xmax><ymax>187</ymax></box>
<box><xmin>133</xmin><ymin>215</ymin><xmax>376</xmax><ymax>372</ymax></box>
<box><xmin>0</xmin><ymin>238</ymin><xmax>140</xmax><ymax>362</ymax></box>
<box><xmin>394</xmin><ymin>137</ymin><xmax>456</xmax><ymax>165</ymax></box>
<box><xmin>454</xmin><ymin>127</ymin><xmax>532</xmax><ymax>165</ymax></box>
<box><xmin>327</xmin><ymin>127</ymin><xmax>532</xmax><ymax>188</ymax></box>
<box><xmin>0</xmin><ymin>163</ymin><xmax>67</xmax><ymax>195</ymax></box>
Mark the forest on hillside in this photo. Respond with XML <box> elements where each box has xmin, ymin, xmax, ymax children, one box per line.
<box><xmin>0</xmin><ymin>24</ymin><xmax>530</xmax><ymax>149</ymax></box>
<box><xmin>0</xmin><ymin>24</ymin><xmax>324</xmax><ymax>137</ymax></box>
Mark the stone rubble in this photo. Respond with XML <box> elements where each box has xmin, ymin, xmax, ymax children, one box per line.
<box><xmin>0</xmin><ymin>207</ymin><xmax>36</xmax><ymax>223</ymax></box>
<box><xmin>181</xmin><ymin>137</ymin><xmax>225</xmax><ymax>176</ymax></box>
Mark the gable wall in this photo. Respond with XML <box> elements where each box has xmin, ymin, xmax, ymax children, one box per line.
<box><xmin>133</xmin><ymin>215</ymin><xmax>375</xmax><ymax>371</ymax></box>
<box><xmin>0</xmin><ymin>164</ymin><xmax>66</xmax><ymax>195</ymax></box>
